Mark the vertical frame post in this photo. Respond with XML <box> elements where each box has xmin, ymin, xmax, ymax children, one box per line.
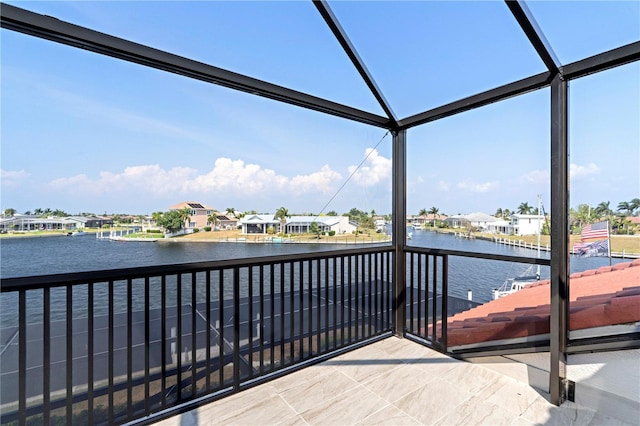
<box><xmin>550</xmin><ymin>73</ymin><xmax>569</xmax><ymax>405</ymax></box>
<box><xmin>392</xmin><ymin>129</ymin><xmax>407</xmax><ymax>336</ymax></box>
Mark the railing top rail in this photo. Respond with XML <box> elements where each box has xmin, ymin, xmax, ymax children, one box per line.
<box><xmin>405</xmin><ymin>246</ymin><xmax>551</xmax><ymax>267</ymax></box>
<box><xmin>1</xmin><ymin>245</ymin><xmax>392</xmax><ymax>291</ymax></box>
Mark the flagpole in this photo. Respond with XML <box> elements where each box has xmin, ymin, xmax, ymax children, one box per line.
<box><xmin>607</xmin><ymin>220</ymin><xmax>612</xmax><ymax>266</ymax></box>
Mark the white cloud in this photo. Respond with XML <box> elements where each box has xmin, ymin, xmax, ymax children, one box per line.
<box><xmin>570</xmin><ymin>163</ymin><xmax>600</xmax><ymax>180</ymax></box>
<box><xmin>47</xmin><ymin>158</ymin><xmax>343</xmax><ymax>198</ymax></box>
<box><xmin>347</xmin><ymin>148</ymin><xmax>391</xmax><ymax>187</ymax></box>
<box><xmin>49</xmin><ymin>165</ymin><xmax>197</xmax><ymax>194</ymax></box>
<box><xmin>290</xmin><ymin>165</ymin><xmax>341</xmax><ymax>194</ymax></box>
<box><xmin>0</xmin><ymin>169</ymin><xmax>30</xmax><ymax>180</ymax></box>
<box><xmin>521</xmin><ymin>169</ymin><xmax>549</xmax><ymax>183</ymax></box>
<box><xmin>188</xmin><ymin>158</ymin><xmax>288</xmax><ymax>194</ymax></box>
<box><xmin>456</xmin><ymin>180</ymin><xmax>498</xmax><ymax>193</ymax></box>
<box><xmin>0</xmin><ymin>169</ymin><xmax>30</xmax><ymax>188</ymax></box>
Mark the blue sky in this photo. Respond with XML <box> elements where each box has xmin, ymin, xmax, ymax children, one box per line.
<box><xmin>1</xmin><ymin>1</ymin><xmax>638</xmax><ymax>216</ymax></box>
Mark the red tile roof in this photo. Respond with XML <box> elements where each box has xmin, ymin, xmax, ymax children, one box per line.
<box><xmin>436</xmin><ymin>259</ymin><xmax>640</xmax><ymax>347</ymax></box>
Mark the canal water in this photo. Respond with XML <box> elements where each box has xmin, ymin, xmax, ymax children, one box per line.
<box><xmin>2</xmin><ymin>230</ymin><xmax>625</xmax><ymax>297</ymax></box>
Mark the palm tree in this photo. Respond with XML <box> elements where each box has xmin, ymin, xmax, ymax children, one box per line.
<box><xmin>34</xmin><ymin>208</ymin><xmax>43</xmax><ymax>216</ymax></box>
<box><xmin>428</xmin><ymin>206</ymin><xmax>439</xmax><ymax>227</ymax></box>
<box><xmin>517</xmin><ymin>202</ymin><xmax>532</xmax><ymax>215</ymax></box>
<box><xmin>226</xmin><ymin>207</ymin><xmax>236</xmax><ymax>217</ymax></box>
<box><xmin>494</xmin><ymin>208</ymin><xmax>503</xmax><ymax>218</ymax></box>
<box><xmin>629</xmin><ymin>198</ymin><xmax>640</xmax><ymax>216</ymax></box>
<box><xmin>617</xmin><ymin>201</ymin><xmax>632</xmax><ymax>216</ymax></box>
<box><xmin>207</xmin><ymin>213</ymin><xmax>218</xmax><ymax>230</ymax></box>
<box><xmin>418</xmin><ymin>208</ymin><xmax>428</xmax><ymax>217</ymax></box>
<box><xmin>275</xmin><ymin>207</ymin><xmax>289</xmax><ymax>235</ymax></box>
<box><xmin>178</xmin><ymin>207</ymin><xmax>192</xmax><ymax>230</ymax></box>
<box><xmin>151</xmin><ymin>211</ymin><xmax>164</xmax><ymax>224</ymax></box>
<box><xmin>3</xmin><ymin>208</ymin><xmax>16</xmax><ymax>217</ymax></box>
<box><xmin>594</xmin><ymin>201</ymin><xmax>612</xmax><ymax>217</ymax></box>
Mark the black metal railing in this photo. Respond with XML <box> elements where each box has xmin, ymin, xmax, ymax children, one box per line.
<box><xmin>403</xmin><ymin>247</ymin><xmax>551</xmax><ymax>354</ymax></box>
<box><xmin>0</xmin><ymin>247</ymin><xmax>394</xmax><ymax>425</ymax></box>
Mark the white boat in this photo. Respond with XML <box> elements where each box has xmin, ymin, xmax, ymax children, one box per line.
<box><xmin>493</xmin><ymin>265</ymin><xmax>540</xmax><ymax>299</ymax></box>
<box><xmin>68</xmin><ymin>231</ymin><xmax>87</xmax><ymax>236</ymax></box>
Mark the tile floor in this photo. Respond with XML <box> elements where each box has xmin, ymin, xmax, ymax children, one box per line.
<box><xmin>155</xmin><ymin>337</ymin><xmax>627</xmax><ymax>425</ymax></box>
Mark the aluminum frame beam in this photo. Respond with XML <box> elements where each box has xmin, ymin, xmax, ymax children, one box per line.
<box><xmin>392</xmin><ymin>130</ymin><xmax>407</xmax><ymax>337</ymax></box>
<box><xmin>549</xmin><ymin>73</ymin><xmax>569</xmax><ymax>406</ymax></box>
<box><xmin>563</xmin><ymin>41</ymin><xmax>640</xmax><ymax>80</ymax></box>
<box><xmin>0</xmin><ymin>3</ymin><xmax>391</xmax><ymax>129</ymax></box>
<box><xmin>397</xmin><ymin>72</ymin><xmax>551</xmax><ymax>130</ymax></box>
<box><xmin>313</xmin><ymin>0</ymin><xmax>398</xmax><ymax>127</ymax></box>
<box><xmin>505</xmin><ymin>0</ymin><xmax>561</xmax><ymax>74</ymax></box>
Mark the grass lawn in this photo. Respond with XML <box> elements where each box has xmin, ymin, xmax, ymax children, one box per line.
<box><xmin>475</xmin><ymin>232</ymin><xmax>639</xmax><ymax>254</ymax></box>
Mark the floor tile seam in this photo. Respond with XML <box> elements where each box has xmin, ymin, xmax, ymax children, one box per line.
<box><xmin>356</xmin><ymin>361</ymin><xmax>408</xmax><ymax>386</ymax></box>
<box><xmin>355</xmin><ymin>401</ymin><xmax>394</xmax><ymax>424</ymax></box>
<box><xmin>276</xmin><ymin>392</ymin><xmax>310</xmax><ymax>418</ymax></box>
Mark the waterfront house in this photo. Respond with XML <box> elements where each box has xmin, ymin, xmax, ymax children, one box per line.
<box><xmin>169</xmin><ymin>201</ymin><xmax>217</xmax><ymax>230</ymax></box>
<box><xmin>240</xmin><ymin>214</ymin><xmax>280</xmax><ymax>234</ymax></box>
<box><xmin>0</xmin><ymin>215</ymin><xmax>88</xmax><ymax>232</ymax></box>
<box><xmin>508</xmin><ymin>213</ymin><xmax>546</xmax><ymax>236</ymax></box>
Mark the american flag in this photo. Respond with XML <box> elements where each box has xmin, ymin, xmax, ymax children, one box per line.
<box><xmin>581</xmin><ymin>221</ymin><xmax>609</xmax><ymax>240</ymax></box>
<box><xmin>573</xmin><ymin>239</ymin><xmax>609</xmax><ymax>257</ymax></box>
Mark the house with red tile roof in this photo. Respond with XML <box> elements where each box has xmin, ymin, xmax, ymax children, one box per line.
<box><xmin>169</xmin><ymin>201</ymin><xmax>217</xmax><ymax>230</ymax></box>
<box><xmin>434</xmin><ymin>260</ymin><xmax>640</xmax><ymax>349</ymax></box>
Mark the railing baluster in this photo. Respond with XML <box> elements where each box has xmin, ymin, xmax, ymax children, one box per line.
<box><xmin>289</xmin><ymin>262</ymin><xmax>294</xmax><ymax>362</ymax></box>
<box><xmin>233</xmin><ymin>267</ymin><xmax>240</xmax><ymax>390</ymax></box>
<box><xmin>432</xmin><ymin>256</ymin><xmax>438</xmax><ymax>343</ymax></box>
<box><xmin>218</xmin><ymin>270</ymin><xmax>223</xmax><ymax>386</ymax></box>
<box><xmin>332</xmin><ymin>257</ymin><xmax>337</xmax><ymax>350</ymax></box>
<box><xmin>442</xmin><ymin>255</ymin><xmax>449</xmax><ymax>349</ymax></box>
<box><xmin>347</xmin><ymin>256</ymin><xmax>352</xmax><ymax>344</ymax></box>
<box><xmin>177</xmin><ymin>274</ymin><xmax>183</xmax><ymax>401</ymax></box>
<box><xmin>108</xmin><ymin>281</ymin><xmax>114</xmax><ymax>422</ymax></box>
<box><xmin>279</xmin><ymin>263</ymin><xmax>285</xmax><ymax>365</ymax></box>
<box><xmin>88</xmin><ymin>283</ymin><xmax>94</xmax><ymax>425</ymax></box>
<box><xmin>66</xmin><ymin>285</ymin><xmax>72</xmax><ymax>425</ymax></box>
<box><xmin>259</xmin><ymin>265</ymin><xmax>264</xmax><ymax>375</ymax></box>
<box><xmin>206</xmin><ymin>270</ymin><xmax>211</xmax><ymax>391</ymax></box>
<box><xmin>317</xmin><ymin>258</ymin><xmax>322</xmax><ymax>354</ymax></box>
<box><xmin>161</xmin><ymin>275</ymin><xmax>167</xmax><ymax>408</ymax></box>
<box><xmin>191</xmin><ymin>272</ymin><xmax>197</xmax><ymax>397</ymax></box>
<box><xmin>127</xmin><ymin>278</ymin><xmax>133</xmax><ymax>419</ymax></box>
<box><xmin>424</xmin><ymin>254</ymin><xmax>430</xmax><ymax>340</ymax></box>
<box><xmin>19</xmin><ymin>291</ymin><xmax>26</xmax><ymax>426</ymax></box>
<box><xmin>373</xmin><ymin>253</ymin><xmax>379</xmax><ymax>334</ymax></box>
<box><xmin>409</xmin><ymin>253</ymin><xmax>414</xmax><ymax>334</ymax></box>
<box><xmin>269</xmin><ymin>264</ymin><xmax>275</xmax><ymax>370</ymax></box>
<box><xmin>417</xmin><ymin>254</ymin><xmax>422</xmax><ymax>338</ymax></box>
<box><xmin>248</xmin><ymin>266</ymin><xmax>254</xmax><ymax>378</ymax></box>
<box><xmin>368</xmin><ymin>253</ymin><xmax>373</xmax><ymax>337</ymax></box>
<box><xmin>308</xmin><ymin>259</ymin><xmax>313</xmax><ymax>356</ymax></box>
<box><xmin>145</xmin><ymin>277</ymin><xmax>150</xmax><ymax>416</ymax></box>
<box><xmin>354</xmin><ymin>255</ymin><xmax>359</xmax><ymax>342</ymax></box>
<box><xmin>298</xmin><ymin>261</ymin><xmax>304</xmax><ymax>360</ymax></box>
<box><xmin>43</xmin><ymin>287</ymin><xmax>50</xmax><ymax>425</ymax></box>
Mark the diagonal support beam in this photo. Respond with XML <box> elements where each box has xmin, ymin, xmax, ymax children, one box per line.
<box><xmin>313</xmin><ymin>0</ymin><xmax>398</xmax><ymax>127</ymax></box>
<box><xmin>0</xmin><ymin>3</ymin><xmax>391</xmax><ymax>129</ymax></box>
<box><xmin>398</xmin><ymin>72</ymin><xmax>551</xmax><ymax>130</ymax></box>
<box><xmin>505</xmin><ymin>0</ymin><xmax>561</xmax><ymax>74</ymax></box>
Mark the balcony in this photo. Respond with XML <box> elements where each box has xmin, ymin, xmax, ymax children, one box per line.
<box><xmin>1</xmin><ymin>1</ymin><xmax>639</xmax><ymax>425</ymax></box>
